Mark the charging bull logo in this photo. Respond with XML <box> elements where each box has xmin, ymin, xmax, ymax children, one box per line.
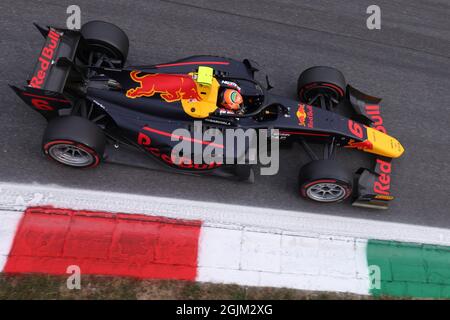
<box><xmin>345</xmin><ymin>139</ymin><xmax>373</xmax><ymax>151</ymax></box>
<box><xmin>126</xmin><ymin>71</ymin><xmax>202</xmax><ymax>102</ymax></box>
<box><xmin>296</xmin><ymin>104</ymin><xmax>307</xmax><ymax>126</ymax></box>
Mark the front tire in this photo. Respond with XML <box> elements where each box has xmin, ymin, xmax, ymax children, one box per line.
<box><xmin>298</xmin><ymin>160</ymin><xmax>352</xmax><ymax>203</ymax></box>
<box><xmin>42</xmin><ymin>116</ymin><xmax>106</xmax><ymax>168</ymax></box>
<box><xmin>297</xmin><ymin>66</ymin><xmax>346</xmax><ymax>105</ymax></box>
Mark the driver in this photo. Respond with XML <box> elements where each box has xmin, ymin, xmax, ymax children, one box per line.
<box><xmin>220</xmin><ymin>88</ymin><xmax>243</xmax><ymax>112</ymax></box>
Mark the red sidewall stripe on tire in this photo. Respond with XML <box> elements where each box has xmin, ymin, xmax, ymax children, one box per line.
<box><xmin>299</xmin><ymin>82</ymin><xmax>345</xmax><ymax>99</ymax></box>
<box><xmin>321</xmin><ymin>83</ymin><xmax>345</xmax><ymax>97</ymax></box>
<box><xmin>43</xmin><ymin>140</ymin><xmax>101</xmax><ymax>168</ymax></box>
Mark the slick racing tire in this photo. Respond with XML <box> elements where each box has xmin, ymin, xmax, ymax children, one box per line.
<box><xmin>298</xmin><ymin>160</ymin><xmax>352</xmax><ymax>203</ymax></box>
<box><xmin>79</xmin><ymin>20</ymin><xmax>129</xmax><ymax>67</ymax></box>
<box><xmin>297</xmin><ymin>66</ymin><xmax>346</xmax><ymax>105</ymax></box>
<box><xmin>42</xmin><ymin>116</ymin><xmax>106</xmax><ymax>168</ymax></box>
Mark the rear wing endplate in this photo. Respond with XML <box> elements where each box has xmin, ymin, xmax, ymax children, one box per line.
<box><xmin>10</xmin><ymin>24</ymin><xmax>82</xmax><ymax>119</ymax></box>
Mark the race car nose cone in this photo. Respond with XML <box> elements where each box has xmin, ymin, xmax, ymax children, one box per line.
<box><xmin>390</xmin><ymin>137</ymin><xmax>405</xmax><ymax>158</ymax></box>
<box><xmin>366</xmin><ymin>127</ymin><xmax>405</xmax><ymax>158</ymax></box>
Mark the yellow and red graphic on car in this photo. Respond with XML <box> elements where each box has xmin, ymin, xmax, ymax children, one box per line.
<box><xmin>296</xmin><ymin>103</ymin><xmax>314</xmax><ymax>128</ymax></box>
<box><xmin>345</xmin><ymin>139</ymin><xmax>373</xmax><ymax>151</ymax></box>
<box><xmin>296</xmin><ymin>104</ymin><xmax>307</xmax><ymax>126</ymax></box>
<box><xmin>346</xmin><ymin>119</ymin><xmax>404</xmax><ymax>158</ymax></box>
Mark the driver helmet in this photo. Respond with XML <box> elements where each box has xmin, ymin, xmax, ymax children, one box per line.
<box><xmin>221</xmin><ymin>89</ymin><xmax>243</xmax><ymax>110</ymax></box>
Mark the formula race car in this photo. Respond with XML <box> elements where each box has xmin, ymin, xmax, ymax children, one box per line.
<box><xmin>10</xmin><ymin>21</ymin><xmax>405</xmax><ymax>209</ymax></box>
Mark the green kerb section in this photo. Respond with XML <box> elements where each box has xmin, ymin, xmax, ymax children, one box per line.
<box><xmin>367</xmin><ymin>240</ymin><xmax>450</xmax><ymax>298</ymax></box>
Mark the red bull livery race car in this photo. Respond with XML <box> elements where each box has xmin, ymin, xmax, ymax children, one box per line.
<box><xmin>10</xmin><ymin>21</ymin><xmax>405</xmax><ymax>209</ymax></box>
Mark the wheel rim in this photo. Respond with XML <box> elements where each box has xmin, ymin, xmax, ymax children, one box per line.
<box><xmin>306</xmin><ymin>182</ymin><xmax>347</xmax><ymax>202</ymax></box>
<box><xmin>48</xmin><ymin>143</ymin><xmax>94</xmax><ymax>167</ymax></box>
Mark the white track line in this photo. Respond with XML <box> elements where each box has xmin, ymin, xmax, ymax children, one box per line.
<box><xmin>0</xmin><ymin>182</ymin><xmax>449</xmax><ymax>246</ymax></box>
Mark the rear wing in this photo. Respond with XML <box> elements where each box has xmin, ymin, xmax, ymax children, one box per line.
<box><xmin>347</xmin><ymin>85</ymin><xmax>397</xmax><ymax>209</ymax></box>
<box><xmin>9</xmin><ymin>24</ymin><xmax>81</xmax><ymax>119</ymax></box>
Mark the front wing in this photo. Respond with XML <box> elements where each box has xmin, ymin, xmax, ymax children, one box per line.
<box><xmin>347</xmin><ymin>85</ymin><xmax>398</xmax><ymax>209</ymax></box>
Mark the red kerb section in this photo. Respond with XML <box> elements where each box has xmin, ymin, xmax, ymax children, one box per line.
<box><xmin>4</xmin><ymin>207</ymin><xmax>202</xmax><ymax>280</ymax></box>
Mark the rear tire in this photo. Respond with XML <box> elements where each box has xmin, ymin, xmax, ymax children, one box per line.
<box><xmin>79</xmin><ymin>20</ymin><xmax>129</xmax><ymax>67</ymax></box>
<box><xmin>42</xmin><ymin>116</ymin><xmax>106</xmax><ymax>168</ymax></box>
<box><xmin>297</xmin><ymin>66</ymin><xmax>346</xmax><ymax>105</ymax></box>
<box><xmin>298</xmin><ymin>160</ymin><xmax>352</xmax><ymax>203</ymax></box>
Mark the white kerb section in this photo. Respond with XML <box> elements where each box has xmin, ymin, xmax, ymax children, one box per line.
<box><xmin>197</xmin><ymin>226</ymin><xmax>370</xmax><ymax>295</ymax></box>
<box><xmin>0</xmin><ymin>211</ymin><xmax>23</xmax><ymax>271</ymax></box>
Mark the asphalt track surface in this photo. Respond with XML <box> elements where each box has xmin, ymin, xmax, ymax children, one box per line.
<box><xmin>1</xmin><ymin>0</ymin><xmax>449</xmax><ymax>227</ymax></box>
